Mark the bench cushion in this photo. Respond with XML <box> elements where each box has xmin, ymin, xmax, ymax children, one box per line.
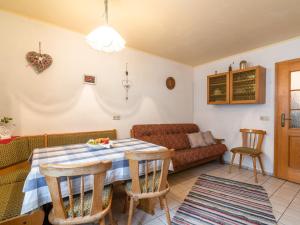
<box><xmin>0</xmin><ymin>138</ymin><xmax>29</xmax><ymax>169</ymax></box>
<box><xmin>0</xmin><ymin>167</ymin><xmax>29</xmax><ymax>186</ymax></box>
<box><xmin>0</xmin><ymin>182</ymin><xmax>25</xmax><ymax>222</ymax></box>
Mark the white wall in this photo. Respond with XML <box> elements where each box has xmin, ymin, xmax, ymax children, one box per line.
<box><xmin>194</xmin><ymin>37</ymin><xmax>300</xmax><ymax>174</ymax></box>
<box><xmin>0</xmin><ymin>11</ymin><xmax>194</xmax><ymax>138</ymax></box>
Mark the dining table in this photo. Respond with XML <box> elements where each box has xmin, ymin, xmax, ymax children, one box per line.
<box><xmin>21</xmin><ymin>138</ymin><xmax>172</xmax><ymax>215</ymax></box>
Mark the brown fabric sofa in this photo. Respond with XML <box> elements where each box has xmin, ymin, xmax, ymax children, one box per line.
<box><xmin>131</xmin><ymin>124</ymin><xmax>227</xmax><ymax>172</ymax></box>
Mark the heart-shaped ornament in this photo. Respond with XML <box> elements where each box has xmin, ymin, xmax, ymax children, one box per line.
<box><xmin>26</xmin><ymin>51</ymin><xmax>53</xmax><ymax>73</ymax></box>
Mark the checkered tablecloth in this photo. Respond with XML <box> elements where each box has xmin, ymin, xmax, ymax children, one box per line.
<box><xmin>21</xmin><ymin>138</ymin><xmax>169</xmax><ymax>214</ymax></box>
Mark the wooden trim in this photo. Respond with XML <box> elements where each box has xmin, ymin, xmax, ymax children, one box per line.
<box><xmin>0</xmin><ymin>209</ymin><xmax>44</xmax><ymax>225</ymax></box>
<box><xmin>275</xmin><ymin>57</ymin><xmax>300</xmax><ymax>65</ymax></box>
<box><xmin>2</xmin><ymin>129</ymin><xmax>117</xmax><ymax>150</ymax></box>
<box><xmin>40</xmin><ymin>129</ymin><xmax>117</xmax><ymax>137</ymax></box>
<box><xmin>231</xmin><ymin>65</ymin><xmax>261</xmax><ymax>74</ymax></box>
<box><xmin>274</xmin><ymin>62</ymin><xmax>279</xmax><ymax>177</ymax></box>
<box><xmin>240</xmin><ymin>129</ymin><xmax>266</xmax><ymax>134</ymax></box>
<box><xmin>44</xmin><ymin>134</ymin><xmax>48</xmax><ymax>147</ymax></box>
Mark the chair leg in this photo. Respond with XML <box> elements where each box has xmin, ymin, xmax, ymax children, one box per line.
<box><xmin>99</xmin><ymin>218</ymin><xmax>106</xmax><ymax>225</ymax></box>
<box><xmin>229</xmin><ymin>152</ymin><xmax>236</xmax><ymax>173</ymax></box>
<box><xmin>108</xmin><ymin>209</ymin><xmax>115</xmax><ymax>225</ymax></box>
<box><xmin>252</xmin><ymin>156</ymin><xmax>258</xmax><ymax>183</ymax></box>
<box><xmin>160</xmin><ymin>196</ymin><xmax>171</xmax><ymax>225</ymax></box>
<box><xmin>239</xmin><ymin>154</ymin><xmax>243</xmax><ymax>169</ymax></box>
<box><xmin>159</xmin><ymin>198</ymin><xmax>164</xmax><ymax>210</ymax></box>
<box><xmin>127</xmin><ymin>197</ymin><xmax>134</xmax><ymax>225</ymax></box>
<box><xmin>219</xmin><ymin>155</ymin><xmax>225</xmax><ymax>164</ymax></box>
<box><xmin>258</xmin><ymin>155</ymin><xmax>265</xmax><ymax>176</ymax></box>
<box><xmin>123</xmin><ymin>195</ymin><xmax>129</xmax><ymax>213</ymax></box>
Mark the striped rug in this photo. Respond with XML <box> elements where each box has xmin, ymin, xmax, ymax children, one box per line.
<box><xmin>172</xmin><ymin>174</ymin><xmax>277</xmax><ymax>225</ymax></box>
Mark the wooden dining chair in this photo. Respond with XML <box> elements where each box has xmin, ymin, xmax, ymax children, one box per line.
<box><xmin>229</xmin><ymin>129</ymin><xmax>267</xmax><ymax>183</ymax></box>
<box><xmin>124</xmin><ymin>148</ymin><xmax>174</xmax><ymax>225</ymax></box>
<box><xmin>40</xmin><ymin>161</ymin><xmax>114</xmax><ymax>225</ymax></box>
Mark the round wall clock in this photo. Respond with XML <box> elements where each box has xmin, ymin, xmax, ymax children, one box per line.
<box><xmin>166</xmin><ymin>77</ymin><xmax>176</xmax><ymax>90</ymax></box>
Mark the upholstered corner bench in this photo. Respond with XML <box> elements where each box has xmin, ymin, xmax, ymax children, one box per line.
<box><xmin>0</xmin><ymin>129</ymin><xmax>117</xmax><ymax>225</ymax></box>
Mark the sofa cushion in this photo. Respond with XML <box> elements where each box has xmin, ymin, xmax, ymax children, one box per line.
<box><xmin>139</xmin><ymin>134</ymin><xmax>190</xmax><ymax>150</ymax></box>
<box><xmin>132</xmin><ymin>124</ymin><xmax>199</xmax><ymax>138</ymax></box>
<box><xmin>0</xmin><ymin>138</ymin><xmax>29</xmax><ymax>169</ymax></box>
<box><xmin>202</xmin><ymin>131</ymin><xmax>216</xmax><ymax>145</ymax></box>
<box><xmin>172</xmin><ymin>144</ymin><xmax>227</xmax><ymax>170</ymax></box>
<box><xmin>163</xmin><ymin>134</ymin><xmax>190</xmax><ymax>150</ymax></box>
<box><xmin>140</xmin><ymin>135</ymin><xmax>166</xmax><ymax>147</ymax></box>
<box><xmin>187</xmin><ymin>132</ymin><xmax>207</xmax><ymax>148</ymax></box>
<box><xmin>0</xmin><ymin>181</ymin><xmax>25</xmax><ymax>222</ymax></box>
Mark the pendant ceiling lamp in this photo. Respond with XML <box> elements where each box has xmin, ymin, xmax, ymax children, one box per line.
<box><xmin>86</xmin><ymin>0</ymin><xmax>125</xmax><ymax>52</ymax></box>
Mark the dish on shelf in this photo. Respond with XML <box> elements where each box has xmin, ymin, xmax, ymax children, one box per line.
<box><xmin>213</xmin><ymin>88</ymin><xmax>222</xmax><ymax>95</ymax></box>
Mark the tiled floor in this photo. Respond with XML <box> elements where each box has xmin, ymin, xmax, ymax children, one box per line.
<box><xmin>110</xmin><ymin>161</ymin><xmax>300</xmax><ymax>225</ymax></box>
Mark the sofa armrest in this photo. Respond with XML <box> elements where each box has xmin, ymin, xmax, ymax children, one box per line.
<box><xmin>214</xmin><ymin>138</ymin><xmax>225</xmax><ymax>144</ymax></box>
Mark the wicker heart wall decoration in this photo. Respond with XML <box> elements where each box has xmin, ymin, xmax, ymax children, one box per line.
<box><xmin>26</xmin><ymin>42</ymin><xmax>53</xmax><ymax>73</ymax></box>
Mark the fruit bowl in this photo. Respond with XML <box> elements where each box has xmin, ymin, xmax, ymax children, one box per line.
<box><xmin>87</xmin><ymin>143</ymin><xmax>112</xmax><ymax>149</ymax></box>
<box><xmin>87</xmin><ymin>138</ymin><xmax>112</xmax><ymax>149</ymax></box>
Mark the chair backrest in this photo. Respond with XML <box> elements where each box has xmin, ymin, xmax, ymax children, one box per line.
<box><xmin>40</xmin><ymin>161</ymin><xmax>112</xmax><ymax>221</ymax></box>
<box><xmin>240</xmin><ymin>129</ymin><xmax>266</xmax><ymax>152</ymax></box>
<box><xmin>125</xmin><ymin>148</ymin><xmax>174</xmax><ymax>194</ymax></box>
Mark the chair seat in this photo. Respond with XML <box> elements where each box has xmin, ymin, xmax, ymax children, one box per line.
<box><xmin>0</xmin><ymin>181</ymin><xmax>25</xmax><ymax>222</ymax></box>
<box><xmin>63</xmin><ymin>185</ymin><xmax>112</xmax><ymax>218</ymax></box>
<box><xmin>125</xmin><ymin>172</ymin><xmax>161</xmax><ymax>193</ymax></box>
<box><xmin>231</xmin><ymin>147</ymin><xmax>261</xmax><ymax>155</ymax></box>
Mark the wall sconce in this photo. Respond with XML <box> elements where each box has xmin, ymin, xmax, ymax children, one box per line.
<box><xmin>122</xmin><ymin>63</ymin><xmax>131</xmax><ymax>101</ymax></box>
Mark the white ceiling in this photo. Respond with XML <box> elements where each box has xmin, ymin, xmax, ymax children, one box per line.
<box><xmin>1</xmin><ymin>0</ymin><xmax>300</xmax><ymax>66</ymax></box>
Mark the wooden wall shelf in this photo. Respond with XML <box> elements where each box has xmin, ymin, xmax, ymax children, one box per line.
<box><xmin>207</xmin><ymin>66</ymin><xmax>266</xmax><ymax>105</ymax></box>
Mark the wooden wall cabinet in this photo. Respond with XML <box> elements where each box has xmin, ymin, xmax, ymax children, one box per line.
<box><xmin>207</xmin><ymin>66</ymin><xmax>266</xmax><ymax>105</ymax></box>
<box><xmin>207</xmin><ymin>72</ymin><xmax>230</xmax><ymax>104</ymax></box>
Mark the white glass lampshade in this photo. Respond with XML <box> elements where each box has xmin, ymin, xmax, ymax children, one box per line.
<box><xmin>86</xmin><ymin>25</ymin><xmax>125</xmax><ymax>52</ymax></box>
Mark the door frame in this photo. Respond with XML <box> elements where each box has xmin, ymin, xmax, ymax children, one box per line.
<box><xmin>274</xmin><ymin>58</ymin><xmax>300</xmax><ymax>178</ymax></box>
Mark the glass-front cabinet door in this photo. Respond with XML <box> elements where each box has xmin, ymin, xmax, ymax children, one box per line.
<box><xmin>290</xmin><ymin>71</ymin><xmax>300</xmax><ymax>128</ymax></box>
<box><xmin>230</xmin><ymin>66</ymin><xmax>266</xmax><ymax>104</ymax></box>
<box><xmin>207</xmin><ymin>72</ymin><xmax>230</xmax><ymax>104</ymax></box>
